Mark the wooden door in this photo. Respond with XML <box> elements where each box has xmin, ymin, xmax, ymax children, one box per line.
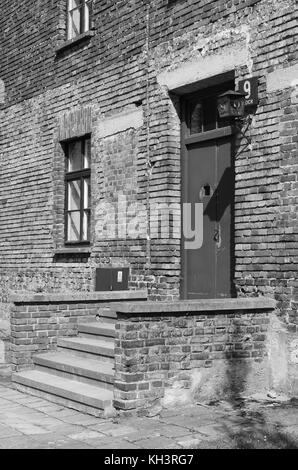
<box><xmin>181</xmin><ymin>83</ymin><xmax>235</xmax><ymax>299</ymax></box>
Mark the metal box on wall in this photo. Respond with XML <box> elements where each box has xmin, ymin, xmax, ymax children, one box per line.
<box><xmin>95</xmin><ymin>267</ymin><xmax>129</xmax><ymax>291</ymax></box>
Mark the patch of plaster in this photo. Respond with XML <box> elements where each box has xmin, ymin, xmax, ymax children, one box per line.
<box><xmin>0</xmin><ymin>340</ymin><xmax>5</xmax><ymax>364</ymax></box>
<box><xmin>153</xmin><ymin>20</ymin><xmax>252</xmax><ymax>73</ymax></box>
<box><xmin>267</xmin><ymin>315</ymin><xmax>288</xmax><ymax>392</ymax></box>
<box><xmin>157</xmin><ymin>45</ymin><xmax>249</xmax><ymax>92</ymax></box>
<box><xmin>0</xmin><ymin>319</ymin><xmax>10</xmax><ymax>336</ymax></box>
<box><xmin>291</xmin><ymin>85</ymin><xmax>298</xmax><ymax>106</ymax></box>
<box><xmin>290</xmin><ymin>340</ymin><xmax>298</xmax><ymax>365</ymax></box>
<box><xmin>267</xmin><ymin>64</ymin><xmax>298</xmax><ymax>93</ymax></box>
<box><xmin>161</xmin><ymin>370</ymin><xmax>202</xmax><ymax>408</ymax></box>
<box><xmin>162</xmin><ymin>357</ymin><xmax>269</xmax><ymax>407</ymax></box>
<box><xmin>97</xmin><ymin>107</ymin><xmax>144</xmax><ymax>139</ymax></box>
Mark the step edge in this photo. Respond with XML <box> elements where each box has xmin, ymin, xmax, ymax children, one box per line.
<box><xmin>33</xmin><ymin>356</ymin><xmax>115</xmax><ymax>381</ymax></box>
<box><xmin>12</xmin><ymin>372</ymin><xmax>113</xmax><ymax>408</ymax></box>
<box><xmin>78</xmin><ymin>326</ymin><xmax>116</xmax><ymax>336</ymax></box>
<box><xmin>13</xmin><ymin>383</ymin><xmax>106</xmax><ymax>417</ymax></box>
<box><xmin>57</xmin><ymin>339</ymin><xmax>114</xmax><ymax>354</ymax></box>
<box><xmin>58</xmin><ymin>337</ymin><xmax>114</xmax><ymax>348</ymax></box>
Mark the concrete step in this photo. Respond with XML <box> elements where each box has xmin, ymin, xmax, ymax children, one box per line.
<box><xmin>58</xmin><ymin>336</ymin><xmax>114</xmax><ymax>362</ymax></box>
<box><xmin>95</xmin><ymin>308</ymin><xmax>117</xmax><ymax>324</ymax></box>
<box><xmin>78</xmin><ymin>322</ymin><xmax>115</xmax><ymax>339</ymax></box>
<box><xmin>34</xmin><ymin>352</ymin><xmax>114</xmax><ymax>389</ymax></box>
<box><xmin>12</xmin><ymin>370</ymin><xmax>113</xmax><ymax>415</ymax></box>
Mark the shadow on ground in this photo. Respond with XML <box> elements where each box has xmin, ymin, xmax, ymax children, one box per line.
<box><xmin>217</xmin><ymin>323</ymin><xmax>298</xmax><ymax>449</ymax></box>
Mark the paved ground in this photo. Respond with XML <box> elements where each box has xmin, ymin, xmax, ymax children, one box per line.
<box><xmin>0</xmin><ymin>378</ymin><xmax>297</xmax><ymax>449</ymax></box>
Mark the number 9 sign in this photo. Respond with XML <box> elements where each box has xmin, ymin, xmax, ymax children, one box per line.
<box><xmin>238</xmin><ymin>77</ymin><xmax>258</xmax><ymax>107</ymax></box>
<box><xmin>243</xmin><ymin>80</ymin><xmax>251</xmax><ymax>99</ymax></box>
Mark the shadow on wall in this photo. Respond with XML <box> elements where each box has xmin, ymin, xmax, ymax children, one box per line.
<box><xmin>223</xmin><ymin>324</ymin><xmax>298</xmax><ymax>449</ymax></box>
<box><xmin>224</xmin><ymin>322</ymin><xmax>251</xmax><ymax>407</ymax></box>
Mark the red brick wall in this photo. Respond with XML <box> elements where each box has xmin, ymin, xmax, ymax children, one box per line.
<box><xmin>114</xmin><ymin>308</ymin><xmax>272</xmax><ymax>413</ymax></box>
<box><xmin>0</xmin><ymin>0</ymin><xmax>297</xmax><ymax>324</ymax></box>
<box><xmin>11</xmin><ymin>301</ymin><xmax>90</xmax><ymax>371</ymax></box>
<box><xmin>11</xmin><ymin>297</ymin><xmax>125</xmax><ymax>371</ymax></box>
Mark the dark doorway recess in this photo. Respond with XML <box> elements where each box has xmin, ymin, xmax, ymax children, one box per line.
<box><xmin>181</xmin><ymin>82</ymin><xmax>236</xmax><ymax>299</ymax></box>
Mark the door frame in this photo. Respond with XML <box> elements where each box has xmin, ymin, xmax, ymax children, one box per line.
<box><xmin>180</xmin><ymin>86</ymin><xmax>236</xmax><ymax>300</ymax></box>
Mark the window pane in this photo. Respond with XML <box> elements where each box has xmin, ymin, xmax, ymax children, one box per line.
<box><xmin>84</xmin><ymin>138</ymin><xmax>91</xmax><ymax>168</ymax></box>
<box><xmin>69</xmin><ymin>0</ymin><xmax>82</xmax><ymax>11</ymax></box>
<box><xmin>190</xmin><ymin>102</ymin><xmax>203</xmax><ymax>135</ymax></box>
<box><xmin>68</xmin><ymin>141</ymin><xmax>82</xmax><ymax>171</ymax></box>
<box><xmin>83</xmin><ymin>177</ymin><xmax>90</xmax><ymax>209</ymax></box>
<box><xmin>70</xmin><ymin>8</ymin><xmax>82</xmax><ymax>38</ymax></box>
<box><xmin>82</xmin><ymin>210</ymin><xmax>90</xmax><ymax>241</ymax></box>
<box><xmin>84</xmin><ymin>1</ymin><xmax>90</xmax><ymax>31</ymax></box>
<box><xmin>67</xmin><ymin>212</ymin><xmax>81</xmax><ymax>242</ymax></box>
<box><xmin>64</xmin><ymin>136</ymin><xmax>91</xmax><ymax>244</ymax></box>
<box><xmin>203</xmin><ymin>96</ymin><xmax>217</xmax><ymax>132</ymax></box>
<box><xmin>68</xmin><ymin>180</ymin><xmax>81</xmax><ymax>211</ymax></box>
<box><xmin>67</xmin><ymin>12</ymin><xmax>73</xmax><ymax>40</ymax></box>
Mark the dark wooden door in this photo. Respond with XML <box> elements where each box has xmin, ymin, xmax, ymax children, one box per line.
<box><xmin>181</xmin><ymin>84</ymin><xmax>235</xmax><ymax>299</ymax></box>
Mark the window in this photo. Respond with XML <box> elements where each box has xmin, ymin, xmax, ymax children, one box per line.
<box><xmin>64</xmin><ymin>136</ymin><xmax>91</xmax><ymax>244</ymax></box>
<box><xmin>187</xmin><ymin>82</ymin><xmax>235</xmax><ymax>135</ymax></box>
<box><xmin>67</xmin><ymin>0</ymin><xmax>92</xmax><ymax>40</ymax></box>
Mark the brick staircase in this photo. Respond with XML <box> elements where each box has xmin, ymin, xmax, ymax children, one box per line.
<box><xmin>12</xmin><ymin>308</ymin><xmax>116</xmax><ymax>417</ymax></box>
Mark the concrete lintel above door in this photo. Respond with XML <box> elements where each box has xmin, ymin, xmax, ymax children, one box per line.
<box><xmin>157</xmin><ymin>46</ymin><xmax>249</xmax><ymax>95</ymax></box>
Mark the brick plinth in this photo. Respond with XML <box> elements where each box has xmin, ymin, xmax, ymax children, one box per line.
<box><xmin>114</xmin><ymin>298</ymin><xmax>276</xmax><ymax>413</ymax></box>
<box><xmin>10</xmin><ymin>290</ymin><xmax>147</xmax><ymax>371</ymax></box>
<box><xmin>0</xmin><ymin>0</ymin><xmax>297</xmax><ymax>396</ymax></box>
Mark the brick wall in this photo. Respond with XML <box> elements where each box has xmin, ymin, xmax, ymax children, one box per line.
<box><xmin>10</xmin><ymin>295</ymin><xmax>277</xmax><ymax>411</ymax></box>
<box><xmin>114</xmin><ymin>300</ymin><xmax>275</xmax><ymax>413</ymax></box>
<box><xmin>11</xmin><ymin>300</ymin><xmax>105</xmax><ymax>371</ymax></box>
<box><xmin>0</xmin><ymin>0</ymin><xmax>297</xmax><ymax>386</ymax></box>
<box><xmin>10</xmin><ymin>291</ymin><xmax>147</xmax><ymax>371</ymax></box>
<box><xmin>0</xmin><ymin>0</ymin><xmax>149</xmax><ymax>302</ymax></box>
<box><xmin>0</xmin><ymin>0</ymin><xmax>295</xmax><ymax>301</ymax></box>
<box><xmin>0</xmin><ymin>0</ymin><xmax>296</xmax><ymax>299</ymax></box>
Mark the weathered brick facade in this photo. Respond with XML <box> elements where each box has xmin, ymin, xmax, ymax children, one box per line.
<box><xmin>0</xmin><ymin>0</ymin><xmax>298</xmax><ymax>393</ymax></box>
<box><xmin>10</xmin><ymin>296</ymin><xmax>276</xmax><ymax>412</ymax></box>
<box><xmin>114</xmin><ymin>299</ymin><xmax>276</xmax><ymax>412</ymax></box>
<box><xmin>9</xmin><ymin>291</ymin><xmax>147</xmax><ymax>371</ymax></box>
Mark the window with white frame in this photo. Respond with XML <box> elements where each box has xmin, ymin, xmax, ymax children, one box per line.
<box><xmin>64</xmin><ymin>136</ymin><xmax>91</xmax><ymax>244</ymax></box>
<box><xmin>67</xmin><ymin>0</ymin><xmax>92</xmax><ymax>40</ymax></box>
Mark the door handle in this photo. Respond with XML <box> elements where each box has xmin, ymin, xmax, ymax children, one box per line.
<box><xmin>214</xmin><ymin>225</ymin><xmax>222</xmax><ymax>248</ymax></box>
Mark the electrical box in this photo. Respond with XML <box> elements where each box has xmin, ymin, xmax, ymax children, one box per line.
<box><xmin>95</xmin><ymin>267</ymin><xmax>129</xmax><ymax>292</ymax></box>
